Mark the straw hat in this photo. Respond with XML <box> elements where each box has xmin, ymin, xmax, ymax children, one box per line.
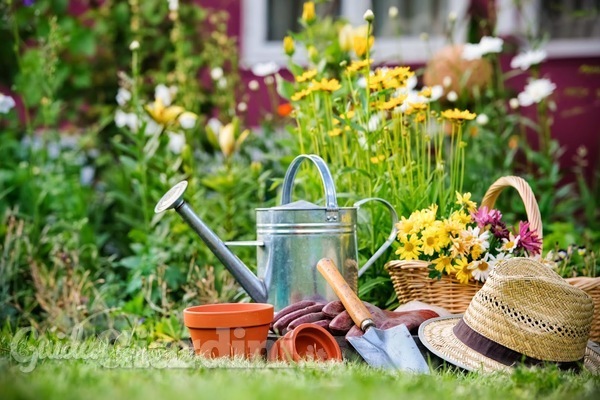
<box><xmin>418</xmin><ymin>258</ymin><xmax>600</xmax><ymax>373</ymax></box>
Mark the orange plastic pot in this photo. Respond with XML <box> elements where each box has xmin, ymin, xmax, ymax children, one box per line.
<box><xmin>268</xmin><ymin>323</ymin><xmax>342</xmax><ymax>362</ymax></box>
<box><xmin>183</xmin><ymin>303</ymin><xmax>274</xmax><ymax>358</ymax></box>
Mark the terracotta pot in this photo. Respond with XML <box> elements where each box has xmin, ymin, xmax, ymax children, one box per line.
<box><xmin>268</xmin><ymin>323</ymin><xmax>342</xmax><ymax>362</ymax></box>
<box><xmin>183</xmin><ymin>303</ymin><xmax>274</xmax><ymax>358</ymax></box>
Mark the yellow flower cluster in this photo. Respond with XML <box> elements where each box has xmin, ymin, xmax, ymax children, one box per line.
<box><xmin>395</xmin><ymin>192</ymin><xmax>491</xmax><ymax>284</ymax></box>
<box><xmin>346</xmin><ymin>59</ymin><xmax>373</xmax><ymax>74</ymax></box>
<box><xmin>291</xmin><ymin>77</ymin><xmax>341</xmax><ymax>101</ymax></box>
<box><xmin>368</xmin><ymin>66</ymin><xmax>414</xmax><ymax>91</ymax></box>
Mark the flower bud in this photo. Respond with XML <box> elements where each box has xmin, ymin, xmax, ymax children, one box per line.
<box><xmin>363</xmin><ymin>9</ymin><xmax>374</xmax><ymax>23</ymax></box>
<box><xmin>219</xmin><ymin>123</ymin><xmax>236</xmax><ymax>157</ymax></box>
<box><xmin>302</xmin><ymin>2</ymin><xmax>316</xmax><ymax>24</ymax></box>
<box><xmin>283</xmin><ymin>35</ymin><xmax>295</xmax><ymax>56</ymax></box>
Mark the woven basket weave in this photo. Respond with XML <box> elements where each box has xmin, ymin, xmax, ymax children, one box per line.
<box><xmin>386</xmin><ymin>176</ymin><xmax>600</xmax><ymax>342</ymax></box>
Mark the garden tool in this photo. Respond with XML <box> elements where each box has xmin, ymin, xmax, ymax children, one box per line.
<box><xmin>154</xmin><ymin>154</ymin><xmax>398</xmax><ymax>311</ymax></box>
<box><xmin>317</xmin><ymin>258</ymin><xmax>430</xmax><ymax>373</ymax></box>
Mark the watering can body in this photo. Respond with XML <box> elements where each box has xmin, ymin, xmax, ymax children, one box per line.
<box><xmin>255</xmin><ymin>201</ymin><xmax>360</xmax><ymax>310</ymax></box>
<box><xmin>155</xmin><ymin>154</ymin><xmax>398</xmax><ymax>311</ymax></box>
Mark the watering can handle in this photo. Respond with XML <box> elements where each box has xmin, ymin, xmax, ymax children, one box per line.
<box><xmin>281</xmin><ymin>154</ymin><xmax>338</xmax><ymax>209</ymax></box>
<box><xmin>354</xmin><ymin>198</ymin><xmax>399</xmax><ymax>277</ymax></box>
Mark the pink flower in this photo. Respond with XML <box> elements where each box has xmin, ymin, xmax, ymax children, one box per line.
<box><xmin>471</xmin><ymin>206</ymin><xmax>503</xmax><ymax>228</ymax></box>
<box><xmin>471</xmin><ymin>206</ymin><xmax>508</xmax><ymax>239</ymax></box>
<box><xmin>516</xmin><ymin>221</ymin><xmax>542</xmax><ymax>255</ymax></box>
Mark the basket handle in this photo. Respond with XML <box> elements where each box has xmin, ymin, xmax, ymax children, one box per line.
<box><xmin>480</xmin><ymin>176</ymin><xmax>543</xmax><ymax>249</ymax></box>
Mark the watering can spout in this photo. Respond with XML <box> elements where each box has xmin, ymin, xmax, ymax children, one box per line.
<box><xmin>154</xmin><ymin>181</ymin><xmax>268</xmax><ymax>303</ymax></box>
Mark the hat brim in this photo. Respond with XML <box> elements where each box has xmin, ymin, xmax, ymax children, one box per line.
<box><xmin>418</xmin><ymin>315</ymin><xmax>600</xmax><ymax>374</ymax></box>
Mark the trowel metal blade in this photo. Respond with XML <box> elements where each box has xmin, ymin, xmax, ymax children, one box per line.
<box><xmin>347</xmin><ymin>323</ymin><xmax>430</xmax><ymax>373</ymax></box>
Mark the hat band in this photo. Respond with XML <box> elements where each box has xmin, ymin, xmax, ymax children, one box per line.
<box><xmin>453</xmin><ymin>319</ymin><xmax>583</xmax><ymax>371</ymax></box>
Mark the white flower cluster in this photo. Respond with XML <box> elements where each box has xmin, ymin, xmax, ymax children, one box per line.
<box><xmin>462</xmin><ymin>36</ymin><xmax>504</xmax><ymax>60</ymax></box>
<box><xmin>114</xmin><ymin>83</ymin><xmax>197</xmax><ymax>154</ymax></box>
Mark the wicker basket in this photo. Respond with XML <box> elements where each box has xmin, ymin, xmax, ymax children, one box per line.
<box><xmin>566</xmin><ymin>276</ymin><xmax>600</xmax><ymax>342</ymax></box>
<box><xmin>386</xmin><ymin>176</ymin><xmax>600</xmax><ymax>342</ymax></box>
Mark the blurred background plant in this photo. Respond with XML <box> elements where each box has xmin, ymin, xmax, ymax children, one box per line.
<box><xmin>0</xmin><ymin>0</ymin><xmax>276</xmax><ymax>343</ymax></box>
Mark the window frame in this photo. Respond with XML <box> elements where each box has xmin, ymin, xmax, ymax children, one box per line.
<box><xmin>496</xmin><ymin>0</ymin><xmax>600</xmax><ymax>58</ymax></box>
<box><xmin>241</xmin><ymin>0</ymin><xmax>468</xmax><ymax>66</ymax></box>
<box><xmin>241</xmin><ymin>0</ymin><xmax>600</xmax><ymax>68</ymax></box>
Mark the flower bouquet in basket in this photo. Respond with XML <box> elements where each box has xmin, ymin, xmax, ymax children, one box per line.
<box><xmin>396</xmin><ymin>192</ymin><xmax>543</xmax><ymax>284</ymax></box>
<box><xmin>386</xmin><ymin>176</ymin><xmax>546</xmax><ymax>314</ymax></box>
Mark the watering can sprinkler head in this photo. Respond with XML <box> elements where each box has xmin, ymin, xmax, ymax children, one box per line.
<box><xmin>154</xmin><ymin>180</ymin><xmax>188</xmax><ymax>213</ymax></box>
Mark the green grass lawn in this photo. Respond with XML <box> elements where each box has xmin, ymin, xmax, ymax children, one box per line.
<box><xmin>1</xmin><ymin>333</ymin><xmax>599</xmax><ymax>400</ymax></box>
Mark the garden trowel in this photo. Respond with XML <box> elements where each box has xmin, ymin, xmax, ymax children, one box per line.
<box><xmin>317</xmin><ymin>258</ymin><xmax>430</xmax><ymax>373</ymax></box>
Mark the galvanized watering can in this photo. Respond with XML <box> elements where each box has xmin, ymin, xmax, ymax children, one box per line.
<box><xmin>155</xmin><ymin>154</ymin><xmax>398</xmax><ymax>311</ymax></box>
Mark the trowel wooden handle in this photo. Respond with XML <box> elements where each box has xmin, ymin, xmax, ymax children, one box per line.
<box><xmin>317</xmin><ymin>258</ymin><xmax>375</xmax><ymax>332</ymax></box>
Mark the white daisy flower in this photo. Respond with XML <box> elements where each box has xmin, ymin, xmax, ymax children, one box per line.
<box><xmin>167</xmin><ymin>131</ymin><xmax>186</xmax><ymax>154</ymax></box>
<box><xmin>155</xmin><ymin>84</ymin><xmax>174</xmax><ymax>106</ymax></box>
<box><xmin>210</xmin><ymin>67</ymin><xmax>224</xmax><ymax>81</ymax></box>
<box><xmin>115</xmin><ymin>88</ymin><xmax>131</xmax><ymax>106</ymax></box>
<box><xmin>488</xmin><ymin>252</ymin><xmax>512</xmax><ymax>269</ymax></box>
<box><xmin>469</xmin><ymin>254</ymin><xmax>492</xmax><ymax>282</ymax></box>
<box><xmin>0</xmin><ymin>93</ymin><xmax>16</xmax><ymax>114</ymax></box>
<box><xmin>498</xmin><ymin>233</ymin><xmax>520</xmax><ymax>254</ymax></box>
<box><xmin>476</xmin><ymin>113</ymin><xmax>489</xmax><ymax>126</ymax></box>
<box><xmin>510</xmin><ymin>49</ymin><xmax>547</xmax><ymax>71</ymax></box>
<box><xmin>517</xmin><ymin>78</ymin><xmax>556</xmax><ymax>107</ymax></box>
<box><xmin>178</xmin><ymin>112</ymin><xmax>197</xmax><ymax>129</ymax></box>
<box><xmin>251</xmin><ymin>62</ymin><xmax>279</xmax><ymax>77</ymax></box>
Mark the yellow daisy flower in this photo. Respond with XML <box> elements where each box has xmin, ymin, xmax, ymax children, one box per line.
<box><xmin>471</xmin><ymin>243</ymin><xmax>484</xmax><ymax>259</ymax></box>
<box><xmin>449</xmin><ymin>209</ymin><xmax>472</xmax><ymax>225</ymax></box>
<box><xmin>456</xmin><ymin>192</ymin><xmax>477</xmax><ymax>212</ymax></box>
<box><xmin>346</xmin><ymin>59</ymin><xmax>372</xmax><ymax>74</ymax></box>
<box><xmin>441</xmin><ymin>108</ymin><xmax>476</xmax><ymax>121</ymax></box>
<box><xmin>421</xmin><ymin>228</ymin><xmax>442</xmax><ymax>256</ymax></box>
<box><xmin>291</xmin><ymin>88</ymin><xmax>312</xmax><ymax>102</ymax></box>
<box><xmin>311</xmin><ymin>78</ymin><xmax>341</xmax><ymax>92</ymax></box>
<box><xmin>450</xmin><ymin>234</ymin><xmax>472</xmax><ymax>258</ymax></box>
<box><xmin>395</xmin><ymin>215</ymin><xmax>420</xmax><ymax>237</ymax></box>
<box><xmin>454</xmin><ymin>257</ymin><xmax>472</xmax><ymax>284</ymax></box>
<box><xmin>395</xmin><ymin>235</ymin><xmax>423</xmax><ymax>260</ymax></box>
<box><xmin>295</xmin><ymin>69</ymin><xmax>317</xmax><ymax>83</ymax></box>
<box><xmin>432</xmin><ymin>255</ymin><xmax>455</xmax><ymax>275</ymax></box>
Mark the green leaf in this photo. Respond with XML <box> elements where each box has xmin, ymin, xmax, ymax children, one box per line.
<box><xmin>275</xmin><ymin>74</ymin><xmax>296</xmax><ymax>100</ymax></box>
<box><xmin>70</xmin><ymin>28</ymin><xmax>96</xmax><ymax>56</ymax></box>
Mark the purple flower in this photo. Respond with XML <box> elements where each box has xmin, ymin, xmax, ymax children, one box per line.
<box><xmin>491</xmin><ymin>221</ymin><xmax>509</xmax><ymax>240</ymax></box>
<box><xmin>516</xmin><ymin>221</ymin><xmax>542</xmax><ymax>255</ymax></box>
<box><xmin>471</xmin><ymin>206</ymin><xmax>503</xmax><ymax>228</ymax></box>
<box><xmin>23</xmin><ymin>0</ymin><xmax>35</xmax><ymax>6</ymax></box>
